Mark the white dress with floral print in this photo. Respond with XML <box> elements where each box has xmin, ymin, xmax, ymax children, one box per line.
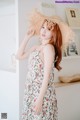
<box><xmin>21</xmin><ymin>49</ymin><xmax>58</xmax><ymax>120</ymax></box>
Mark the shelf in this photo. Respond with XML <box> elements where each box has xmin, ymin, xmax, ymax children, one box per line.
<box><xmin>71</xmin><ymin>27</ymin><xmax>80</xmax><ymax>30</ymax></box>
<box><xmin>62</xmin><ymin>55</ymin><xmax>80</xmax><ymax>60</ymax></box>
<box><xmin>54</xmin><ymin>81</ymin><xmax>80</xmax><ymax>88</ymax></box>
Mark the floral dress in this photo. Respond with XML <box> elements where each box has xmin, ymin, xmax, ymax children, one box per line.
<box><xmin>21</xmin><ymin>49</ymin><xmax>58</xmax><ymax>120</ymax></box>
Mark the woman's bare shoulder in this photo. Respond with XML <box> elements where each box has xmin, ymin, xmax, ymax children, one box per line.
<box><xmin>42</xmin><ymin>44</ymin><xmax>55</xmax><ymax>60</ymax></box>
<box><xmin>43</xmin><ymin>44</ymin><xmax>55</xmax><ymax>53</ymax></box>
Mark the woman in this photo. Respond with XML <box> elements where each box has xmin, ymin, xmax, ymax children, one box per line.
<box><xmin>16</xmin><ymin>18</ymin><xmax>62</xmax><ymax>120</ymax></box>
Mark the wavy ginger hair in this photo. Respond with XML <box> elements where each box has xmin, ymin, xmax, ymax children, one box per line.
<box><xmin>41</xmin><ymin>19</ymin><xmax>62</xmax><ymax>71</ymax></box>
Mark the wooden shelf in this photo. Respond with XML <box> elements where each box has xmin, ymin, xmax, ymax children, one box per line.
<box><xmin>54</xmin><ymin>81</ymin><xmax>80</xmax><ymax>88</ymax></box>
<box><xmin>62</xmin><ymin>55</ymin><xmax>80</xmax><ymax>60</ymax></box>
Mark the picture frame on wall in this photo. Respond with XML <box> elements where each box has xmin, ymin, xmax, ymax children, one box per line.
<box><xmin>65</xmin><ymin>8</ymin><xmax>80</xmax><ymax>29</ymax></box>
<box><xmin>64</xmin><ymin>39</ymin><xmax>78</xmax><ymax>56</ymax></box>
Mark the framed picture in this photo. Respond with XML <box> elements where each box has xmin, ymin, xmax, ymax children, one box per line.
<box><xmin>65</xmin><ymin>8</ymin><xmax>80</xmax><ymax>29</ymax></box>
<box><xmin>64</xmin><ymin>39</ymin><xmax>78</xmax><ymax>56</ymax></box>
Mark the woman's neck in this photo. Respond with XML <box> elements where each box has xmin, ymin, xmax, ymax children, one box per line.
<box><xmin>41</xmin><ymin>39</ymin><xmax>50</xmax><ymax>46</ymax></box>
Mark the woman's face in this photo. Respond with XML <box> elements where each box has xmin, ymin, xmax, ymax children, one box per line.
<box><xmin>40</xmin><ymin>21</ymin><xmax>54</xmax><ymax>41</ymax></box>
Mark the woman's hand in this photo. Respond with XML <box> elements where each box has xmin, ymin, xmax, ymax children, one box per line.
<box><xmin>26</xmin><ymin>27</ymin><xmax>35</xmax><ymax>39</ymax></box>
<box><xmin>33</xmin><ymin>97</ymin><xmax>43</xmax><ymax>115</ymax></box>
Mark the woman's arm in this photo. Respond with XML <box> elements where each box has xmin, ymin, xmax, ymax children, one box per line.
<box><xmin>38</xmin><ymin>44</ymin><xmax>55</xmax><ymax>100</ymax></box>
<box><xmin>15</xmin><ymin>34</ymin><xmax>29</xmax><ymax>60</ymax></box>
<box><xmin>15</xmin><ymin>28</ymin><xmax>36</xmax><ymax>60</ymax></box>
<box><xmin>16</xmin><ymin>43</ymin><xmax>38</xmax><ymax>60</ymax></box>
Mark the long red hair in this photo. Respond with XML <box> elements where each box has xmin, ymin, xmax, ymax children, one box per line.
<box><xmin>41</xmin><ymin>19</ymin><xmax>63</xmax><ymax>71</ymax></box>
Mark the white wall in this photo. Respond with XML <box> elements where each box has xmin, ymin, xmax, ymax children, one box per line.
<box><xmin>0</xmin><ymin>2</ymin><xmax>19</xmax><ymax>120</ymax></box>
<box><xmin>56</xmin><ymin>84</ymin><xmax>80</xmax><ymax>120</ymax></box>
<box><xmin>0</xmin><ymin>4</ymin><xmax>16</xmax><ymax>70</ymax></box>
<box><xmin>0</xmin><ymin>70</ymin><xmax>19</xmax><ymax>120</ymax></box>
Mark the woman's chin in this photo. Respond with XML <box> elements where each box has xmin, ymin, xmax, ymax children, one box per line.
<box><xmin>41</xmin><ymin>36</ymin><xmax>45</xmax><ymax>40</ymax></box>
